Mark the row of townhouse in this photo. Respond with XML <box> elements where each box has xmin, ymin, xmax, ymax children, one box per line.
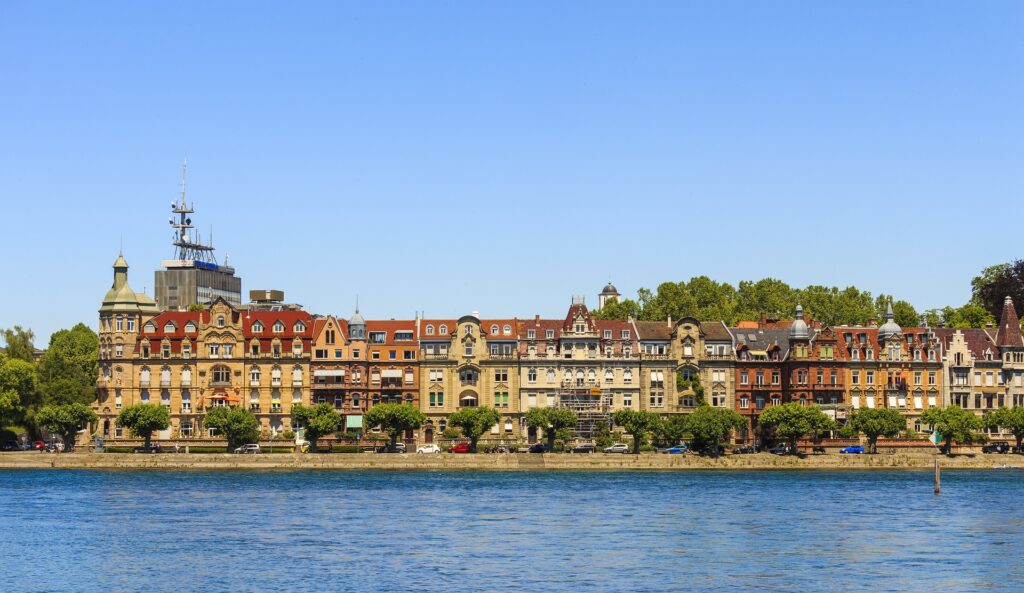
<box><xmin>95</xmin><ymin>256</ymin><xmax>1024</xmax><ymax>444</ymax></box>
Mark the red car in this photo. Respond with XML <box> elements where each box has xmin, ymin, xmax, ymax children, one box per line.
<box><xmin>31</xmin><ymin>440</ymin><xmax>45</xmax><ymax>451</ymax></box>
<box><xmin>449</xmin><ymin>442</ymin><xmax>471</xmax><ymax>454</ymax></box>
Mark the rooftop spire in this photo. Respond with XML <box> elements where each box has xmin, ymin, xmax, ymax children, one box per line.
<box><xmin>996</xmin><ymin>296</ymin><xmax>1023</xmax><ymax>347</ymax></box>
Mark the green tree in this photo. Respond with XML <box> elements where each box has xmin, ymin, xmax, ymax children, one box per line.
<box><xmin>37</xmin><ymin>323</ymin><xmax>98</xmax><ymax>406</ymax></box>
<box><xmin>849</xmin><ymin>408</ymin><xmax>905</xmax><ymax>454</ymax></box>
<box><xmin>972</xmin><ymin>260</ymin><xmax>1024</xmax><ymax>320</ymax></box>
<box><xmin>187</xmin><ymin>303</ymin><xmax>206</xmax><ymax>312</ymax></box>
<box><xmin>290</xmin><ymin>403</ymin><xmax>343</xmax><ymax>452</ymax></box>
<box><xmin>922</xmin><ymin>406</ymin><xmax>983</xmax><ymax>454</ymax></box>
<box><xmin>448</xmin><ymin>407</ymin><xmax>502</xmax><ymax>452</ymax></box>
<box><xmin>611</xmin><ymin>409</ymin><xmax>661</xmax><ymax>454</ymax></box>
<box><xmin>736</xmin><ymin>278</ymin><xmax>797</xmax><ymax>321</ymax></box>
<box><xmin>2</xmin><ymin>326</ymin><xmax>36</xmax><ymax>362</ymax></box>
<box><xmin>203</xmin><ymin>406</ymin><xmax>260</xmax><ymax>451</ymax></box>
<box><xmin>757</xmin><ymin>403</ymin><xmax>835</xmax><ymax>453</ymax></box>
<box><xmin>685</xmin><ymin>405</ymin><xmax>745</xmax><ymax>456</ymax></box>
<box><xmin>945</xmin><ymin>304</ymin><xmax>996</xmax><ymax>328</ymax></box>
<box><xmin>984</xmin><ymin>407</ymin><xmax>1024</xmax><ymax>452</ymax></box>
<box><xmin>591</xmin><ymin>298</ymin><xmax>642</xmax><ymax>321</ymax></box>
<box><xmin>35</xmin><ymin>403</ymin><xmax>96</xmax><ymax>451</ymax></box>
<box><xmin>653</xmin><ymin>414</ymin><xmax>688</xmax><ymax>448</ymax></box>
<box><xmin>593</xmin><ymin>420</ymin><xmax>613</xmax><ymax>449</ymax></box>
<box><xmin>524</xmin><ymin>407</ymin><xmax>578</xmax><ymax>451</ymax></box>
<box><xmin>0</xmin><ymin>356</ymin><xmax>39</xmax><ymax>427</ymax></box>
<box><xmin>117</xmin><ymin>403</ymin><xmax>170</xmax><ymax>447</ymax></box>
<box><xmin>876</xmin><ymin>295</ymin><xmax>919</xmax><ymax>328</ymax></box>
<box><xmin>364</xmin><ymin>403</ymin><xmax>425</xmax><ymax>451</ymax></box>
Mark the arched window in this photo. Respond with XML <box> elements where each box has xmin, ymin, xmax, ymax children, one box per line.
<box><xmin>250</xmin><ymin>366</ymin><xmax>261</xmax><ymax>384</ymax></box>
<box><xmin>140</xmin><ymin>366</ymin><xmax>151</xmax><ymax>385</ymax></box>
<box><xmin>439</xmin><ymin>324</ymin><xmax>448</xmax><ymax>335</ymax></box>
<box><xmin>491</xmin><ymin>324</ymin><xmax>499</xmax><ymax>334</ymax></box>
<box><xmin>160</xmin><ymin>366</ymin><xmax>171</xmax><ymax>386</ymax></box>
<box><xmin>292</xmin><ymin>365</ymin><xmax>302</xmax><ymax>384</ymax></box>
<box><xmin>181</xmin><ymin>366</ymin><xmax>192</xmax><ymax>386</ymax></box>
<box><xmin>588</xmin><ymin>369</ymin><xmax>596</xmax><ymax>383</ymax></box>
<box><xmin>217</xmin><ymin>316</ymin><xmax>225</xmax><ymax>328</ymax></box>
<box><xmin>425</xmin><ymin>325</ymin><xmax>435</xmax><ymax>335</ymax></box>
<box><xmin>271</xmin><ymin>366</ymin><xmax>282</xmax><ymax>386</ymax></box>
<box><xmin>503</xmin><ymin>325</ymin><xmax>512</xmax><ymax>335</ymax></box>
<box><xmin>292</xmin><ymin>339</ymin><xmax>303</xmax><ymax>356</ymax></box>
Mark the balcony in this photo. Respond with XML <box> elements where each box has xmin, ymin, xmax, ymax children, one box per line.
<box><xmin>270</xmin><ymin>404</ymin><xmax>282</xmax><ymax>413</ymax></box>
<box><xmin>488</xmin><ymin>352</ymin><xmax>517</xmax><ymax>360</ymax></box>
<box><xmin>422</xmin><ymin>352</ymin><xmax>449</xmax><ymax>361</ymax></box>
<box><xmin>271</xmin><ymin>379</ymin><xmax>282</xmax><ymax>387</ymax></box>
<box><xmin>140</xmin><ymin>379</ymin><xmax>150</xmax><ymax>388</ymax></box>
<box><xmin>703</xmin><ymin>354</ymin><xmax>733</xmax><ymax>360</ymax></box>
<box><xmin>292</xmin><ymin>380</ymin><xmax>303</xmax><ymax>387</ymax></box>
<box><xmin>642</xmin><ymin>353</ymin><xmax>672</xmax><ymax>360</ymax></box>
<box><xmin>181</xmin><ymin>379</ymin><xmax>192</xmax><ymax>387</ymax></box>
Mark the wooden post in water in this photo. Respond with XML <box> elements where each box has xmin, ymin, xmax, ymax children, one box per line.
<box><xmin>934</xmin><ymin>458</ymin><xmax>940</xmax><ymax>495</ymax></box>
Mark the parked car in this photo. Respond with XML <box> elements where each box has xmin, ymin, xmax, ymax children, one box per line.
<box><xmin>698</xmin><ymin>445</ymin><xmax>725</xmax><ymax>456</ymax></box>
<box><xmin>732</xmin><ymin>445</ymin><xmax>757</xmax><ymax>454</ymax></box>
<box><xmin>812</xmin><ymin>446</ymin><xmax>827</xmax><ymax>455</ymax></box>
<box><xmin>663</xmin><ymin>444</ymin><xmax>688</xmax><ymax>454</ymax></box>
<box><xmin>234</xmin><ymin>444</ymin><xmax>261</xmax><ymax>454</ymax></box>
<box><xmin>983</xmin><ymin>441</ymin><xmax>1010</xmax><ymax>454</ymax></box>
<box><xmin>133</xmin><ymin>443</ymin><xmax>161</xmax><ymax>454</ymax></box>
<box><xmin>603</xmin><ymin>443</ymin><xmax>630</xmax><ymax>454</ymax></box>
<box><xmin>570</xmin><ymin>444</ymin><xmax>596</xmax><ymax>454</ymax></box>
<box><xmin>839</xmin><ymin>445</ymin><xmax>865</xmax><ymax>454</ymax></box>
<box><xmin>449</xmin><ymin>442</ymin><xmax>471</xmax><ymax>454</ymax></box>
<box><xmin>0</xmin><ymin>441</ymin><xmax>18</xmax><ymax>451</ymax></box>
<box><xmin>416</xmin><ymin>444</ymin><xmax>441</xmax><ymax>454</ymax></box>
<box><xmin>768</xmin><ymin>444</ymin><xmax>793</xmax><ymax>455</ymax></box>
<box><xmin>527</xmin><ymin>443</ymin><xmax>549</xmax><ymax>454</ymax></box>
<box><xmin>386</xmin><ymin>442</ymin><xmax>407</xmax><ymax>453</ymax></box>
<box><xmin>30</xmin><ymin>440</ymin><xmax>45</xmax><ymax>451</ymax></box>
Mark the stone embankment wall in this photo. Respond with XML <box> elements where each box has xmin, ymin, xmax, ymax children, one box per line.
<box><xmin>0</xmin><ymin>452</ymin><xmax>1017</xmax><ymax>471</ymax></box>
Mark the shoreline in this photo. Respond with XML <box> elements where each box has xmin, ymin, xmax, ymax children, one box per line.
<box><xmin>1</xmin><ymin>451</ymin><xmax>1021</xmax><ymax>471</ymax></box>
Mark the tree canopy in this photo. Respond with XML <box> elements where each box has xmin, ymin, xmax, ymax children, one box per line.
<box><xmin>0</xmin><ymin>356</ymin><xmax>39</xmax><ymax>427</ymax></box>
<box><xmin>290</xmin><ymin>403</ymin><xmax>343</xmax><ymax>452</ymax></box>
<box><xmin>653</xmin><ymin>414</ymin><xmax>688</xmax><ymax>448</ymax></box>
<box><xmin>2</xmin><ymin>326</ymin><xmax>36</xmax><ymax>362</ymax></box>
<box><xmin>922</xmin><ymin>406</ymin><xmax>983</xmax><ymax>454</ymax></box>
<box><xmin>973</xmin><ymin>260</ymin><xmax>1024</xmax><ymax>321</ymax></box>
<box><xmin>38</xmin><ymin>323</ymin><xmax>98</xmax><ymax>407</ymax></box>
<box><xmin>36</xmin><ymin>403</ymin><xmax>96</xmax><ymax>450</ymax></box>
<box><xmin>757</xmin><ymin>403</ymin><xmax>835</xmax><ymax>452</ymax></box>
<box><xmin>117</xmin><ymin>403</ymin><xmax>170</xmax><ymax>446</ymax></box>
<box><xmin>849</xmin><ymin>408</ymin><xmax>905</xmax><ymax>453</ymax></box>
<box><xmin>611</xmin><ymin>409</ymin><xmax>661</xmax><ymax>454</ymax></box>
<box><xmin>203</xmin><ymin>406</ymin><xmax>260</xmax><ymax>451</ymax></box>
<box><xmin>364</xmin><ymin>403</ymin><xmax>425</xmax><ymax>450</ymax></box>
<box><xmin>985</xmin><ymin>407</ymin><xmax>1024</xmax><ymax>452</ymax></box>
<box><xmin>685</xmin><ymin>405</ymin><xmax>746</xmax><ymax>455</ymax></box>
<box><xmin>524</xmin><ymin>407</ymin><xmax>578</xmax><ymax>451</ymax></box>
<box><xmin>448</xmin><ymin>407</ymin><xmax>502</xmax><ymax>452</ymax></box>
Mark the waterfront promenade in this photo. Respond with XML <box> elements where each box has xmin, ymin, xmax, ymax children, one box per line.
<box><xmin>0</xmin><ymin>451</ymin><xmax>1014</xmax><ymax>470</ymax></box>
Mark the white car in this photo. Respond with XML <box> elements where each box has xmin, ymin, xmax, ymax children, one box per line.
<box><xmin>416</xmin><ymin>444</ymin><xmax>441</xmax><ymax>454</ymax></box>
<box><xmin>234</xmin><ymin>444</ymin><xmax>261</xmax><ymax>454</ymax></box>
<box><xmin>603</xmin><ymin>443</ymin><xmax>630</xmax><ymax>454</ymax></box>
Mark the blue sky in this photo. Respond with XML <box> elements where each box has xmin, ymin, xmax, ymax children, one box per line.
<box><xmin>1</xmin><ymin>2</ymin><xmax>1022</xmax><ymax>344</ymax></box>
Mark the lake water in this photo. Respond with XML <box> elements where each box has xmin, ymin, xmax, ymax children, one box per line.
<box><xmin>1</xmin><ymin>469</ymin><xmax>1022</xmax><ymax>592</ymax></box>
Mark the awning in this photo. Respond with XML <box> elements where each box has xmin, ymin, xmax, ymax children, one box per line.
<box><xmin>381</xmin><ymin>370</ymin><xmax>403</xmax><ymax>378</ymax></box>
<box><xmin>314</xmin><ymin>369</ymin><xmax>346</xmax><ymax>377</ymax></box>
<box><xmin>346</xmin><ymin>415</ymin><xmax>363</xmax><ymax>429</ymax></box>
<box><xmin>749</xmin><ymin>350</ymin><xmax>768</xmax><ymax>357</ymax></box>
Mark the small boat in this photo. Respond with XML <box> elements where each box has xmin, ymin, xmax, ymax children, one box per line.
<box><xmin>992</xmin><ymin>465</ymin><xmax>1019</xmax><ymax>470</ymax></box>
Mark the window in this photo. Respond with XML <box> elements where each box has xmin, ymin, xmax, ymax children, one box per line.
<box><xmin>528</xmin><ymin>369</ymin><xmax>537</xmax><ymax>383</ymax></box>
<box><xmin>546</xmin><ymin>329</ymin><xmax>554</xmax><ymax>339</ymax></box>
<box><xmin>503</xmin><ymin>325</ymin><xmax>512</xmax><ymax>335</ymax></box>
<box><xmin>604</xmin><ymin>330</ymin><xmax>612</xmax><ymax>339</ymax></box>
<box><xmin>395</xmin><ymin>331</ymin><xmax>414</xmax><ymax>341</ymax></box>
<box><xmin>494</xmin><ymin>392</ymin><xmax>509</xmax><ymax>408</ymax></box>
<box><xmin>272</xmin><ymin>343</ymin><xmax>281</xmax><ymax>357</ymax></box>
<box><xmin>217</xmin><ymin>316</ymin><xmax>225</xmax><ymax>328</ymax></box>
<box><xmin>115</xmin><ymin>390</ymin><xmax>122</xmax><ymax>408</ymax></box>
<box><xmin>605</xmin><ymin>369</ymin><xmax>614</xmax><ymax>384</ymax></box>
<box><xmin>740</xmin><ymin>371</ymin><xmax>748</xmax><ymax>385</ymax></box>
<box><xmin>621</xmin><ymin>330</ymin><xmax>630</xmax><ymax>339</ymax></box>
<box><xmin>527</xmin><ymin>329</ymin><xmax>535</xmax><ymax>339</ymax></box>
<box><xmin>491</xmin><ymin>324</ymin><xmax>499</xmax><ymax>335</ymax></box>
<box><xmin>294</xmin><ymin>322</ymin><xmax>305</xmax><ymax>333</ymax></box>
<box><xmin>623</xmin><ymin>394</ymin><xmax>633</xmax><ymax>407</ymax></box>
<box><xmin>208</xmin><ymin>343</ymin><xmax>220</xmax><ymax>357</ymax></box>
<box><xmin>866</xmin><ymin>371</ymin><xmax>875</xmax><ymax>385</ymax></box>
<box><xmin>369</xmin><ymin>332</ymin><xmax>386</xmax><ymax>344</ymax></box>
<box><xmin>623</xmin><ymin>370</ymin><xmax>632</xmax><ymax>384</ymax></box>
<box><xmin>495</xmin><ymin>369</ymin><xmax>508</xmax><ymax>382</ymax></box>
<box><xmin>212</xmin><ymin>366</ymin><xmax>231</xmax><ymax>385</ymax></box>
<box><xmin>315</xmin><ymin>349</ymin><xmax>327</xmax><ymax>359</ymax></box>
<box><xmin>465</xmin><ymin>343</ymin><xmax>474</xmax><ymax>357</ymax></box>
<box><xmin>546</xmin><ymin>369</ymin><xmax>555</xmax><ymax>382</ymax></box>
<box><xmin>164</xmin><ymin>322</ymin><xmax>176</xmax><ymax>333</ymax></box>
<box><xmin>389</xmin><ymin>350</ymin><xmax>397</xmax><ymax>360</ymax></box>
<box><xmin>127</xmin><ymin>318</ymin><xmax>136</xmax><ymax>332</ymax></box>
<box><xmin>425</xmin><ymin>325</ymin><xmax>435</xmax><ymax>335</ymax></box>
<box><xmin>439</xmin><ymin>325</ymin><xmax>448</xmax><ymax>335</ymax></box>
<box><xmin>429</xmin><ymin>392</ymin><xmax>444</xmax><ymax>407</ymax></box>
<box><xmin>405</xmin><ymin>370</ymin><xmax>414</xmax><ymax>384</ymax></box>
<box><xmin>253</xmin><ymin>321</ymin><xmax>264</xmax><ymax>333</ymax></box>
<box><xmin>181</xmin><ymin>367</ymin><xmax>192</xmax><ymax>386</ymax></box>
<box><xmin>740</xmin><ymin>396</ymin><xmax>749</xmax><ymax>408</ymax></box>
<box><xmin>182</xmin><ymin>342</ymin><xmax>191</xmax><ymax>358</ymax></box>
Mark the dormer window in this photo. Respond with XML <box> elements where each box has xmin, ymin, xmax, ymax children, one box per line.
<box><xmin>294</xmin><ymin>321</ymin><xmax>305</xmax><ymax>333</ymax></box>
<box><xmin>604</xmin><ymin>330</ymin><xmax>612</xmax><ymax>339</ymax></box>
<box><xmin>164</xmin><ymin>322</ymin><xmax>176</xmax><ymax>333</ymax></box>
<box><xmin>575</xmin><ymin>323</ymin><xmax>585</xmax><ymax>333</ymax></box>
<box><xmin>252</xmin><ymin>321</ymin><xmax>264</xmax><ymax>333</ymax></box>
<box><xmin>621</xmin><ymin>330</ymin><xmax>630</xmax><ymax>339</ymax></box>
<box><xmin>491</xmin><ymin>324</ymin><xmax>499</xmax><ymax>334</ymax></box>
<box><xmin>503</xmin><ymin>325</ymin><xmax>512</xmax><ymax>335</ymax></box>
<box><xmin>273</xmin><ymin>321</ymin><xmax>285</xmax><ymax>333</ymax></box>
<box><xmin>465</xmin><ymin>325</ymin><xmax>474</xmax><ymax>335</ymax></box>
<box><xmin>439</xmin><ymin>325</ymin><xmax>448</xmax><ymax>335</ymax></box>
<box><xmin>546</xmin><ymin>330</ymin><xmax>555</xmax><ymax>339</ymax></box>
<box><xmin>184</xmin><ymin>321</ymin><xmax>197</xmax><ymax>333</ymax></box>
<box><xmin>426</xmin><ymin>325</ymin><xmax>435</xmax><ymax>335</ymax></box>
<box><xmin>145</xmin><ymin>322</ymin><xmax>156</xmax><ymax>333</ymax></box>
<box><xmin>527</xmin><ymin>329</ymin><xmax>535</xmax><ymax>339</ymax></box>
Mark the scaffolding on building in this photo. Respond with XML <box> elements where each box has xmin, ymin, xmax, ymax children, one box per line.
<box><xmin>554</xmin><ymin>380</ymin><xmax>612</xmax><ymax>442</ymax></box>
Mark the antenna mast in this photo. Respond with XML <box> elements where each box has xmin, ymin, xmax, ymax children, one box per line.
<box><xmin>168</xmin><ymin>156</ymin><xmax>218</xmax><ymax>264</ymax></box>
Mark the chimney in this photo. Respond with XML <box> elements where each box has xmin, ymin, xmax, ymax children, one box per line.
<box><xmin>667</xmin><ymin>315</ymin><xmax>672</xmax><ymax>327</ymax></box>
<box><xmin>759</xmin><ymin>312</ymin><xmax>767</xmax><ymax>329</ymax></box>
<box><xmin>535</xmin><ymin>314</ymin><xmax>540</xmax><ymax>324</ymax></box>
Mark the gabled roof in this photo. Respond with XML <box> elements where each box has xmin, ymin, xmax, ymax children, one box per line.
<box><xmin>700</xmin><ymin>321</ymin><xmax>733</xmax><ymax>342</ymax></box>
<box><xmin>562</xmin><ymin>303</ymin><xmax>596</xmax><ymax>332</ymax></box>
<box><xmin>635</xmin><ymin>320</ymin><xmax>673</xmax><ymax>341</ymax></box>
<box><xmin>934</xmin><ymin>327</ymin><xmax>998</xmax><ymax>359</ymax></box>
